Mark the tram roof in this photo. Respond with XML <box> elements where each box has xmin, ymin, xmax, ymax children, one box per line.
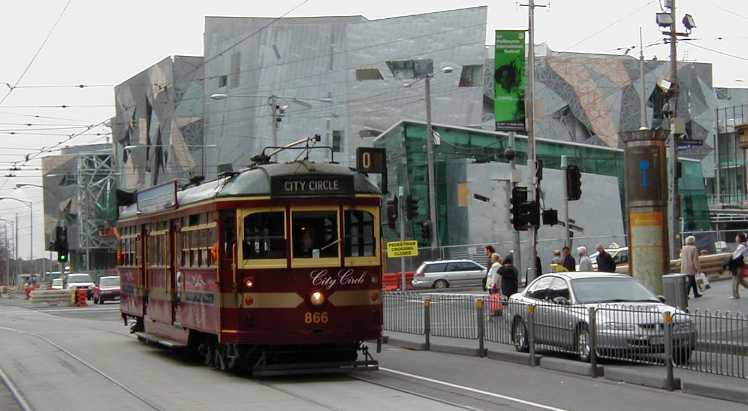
<box><xmin>119</xmin><ymin>161</ymin><xmax>381</xmax><ymax>220</ymax></box>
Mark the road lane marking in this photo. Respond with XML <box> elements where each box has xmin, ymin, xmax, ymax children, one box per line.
<box><xmin>380</xmin><ymin>367</ymin><xmax>568</xmax><ymax>411</ymax></box>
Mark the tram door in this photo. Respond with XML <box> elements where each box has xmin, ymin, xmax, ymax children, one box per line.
<box><xmin>220</xmin><ymin>210</ymin><xmax>236</xmax><ymax>288</ymax></box>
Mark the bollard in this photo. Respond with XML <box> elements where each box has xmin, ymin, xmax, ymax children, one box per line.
<box><xmin>424</xmin><ymin>298</ymin><xmax>431</xmax><ymax>351</ymax></box>
<box><xmin>77</xmin><ymin>289</ymin><xmax>88</xmax><ymax>307</ymax></box>
<box><xmin>663</xmin><ymin>311</ymin><xmax>675</xmax><ymax>391</ymax></box>
<box><xmin>528</xmin><ymin>304</ymin><xmax>536</xmax><ymax>366</ymax></box>
<box><xmin>589</xmin><ymin>307</ymin><xmax>598</xmax><ymax>376</ymax></box>
<box><xmin>476</xmin><ymin>298</ymin><xmax>485</xmax><ymax>357</ymax></box>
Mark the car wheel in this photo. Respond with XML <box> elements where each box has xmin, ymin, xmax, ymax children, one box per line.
<box><xmin>512</xmin><ymin>318</ymin><xmax>529</xmax><ymax>353</ymax></box>
<box><xmin>433</xmin><ymin>280</ymin><xmax>449</xmax><ymax>289</ymax></box>
<box><xmin>673</xmin><ymin>346</ymin><xmax>692</xmax><ymax>365</ymax></box>
<box><xmin>575</xmin><ymin>325</ymin><xmax>592</xmax><ymax>362</ymax></box>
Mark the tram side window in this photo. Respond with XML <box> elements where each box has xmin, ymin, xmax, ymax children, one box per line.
<box><xmin>179</xmin><ymin>213</ymin><xmax>218</xmax><ymax>268</ymax></box>
<box><xmin>292</xmin><ymin>211</ymin><xmax>338</xmax><ymax>259</ymax></box>
<box><xmin>243</xmin><ymin>212</ymin><xmax>286</xmax><ymax>259</ymax></box>
<box><xmin>344</xmin><ymin>210</ymin><xmax>375</xmax><ymax>257</ymax></box>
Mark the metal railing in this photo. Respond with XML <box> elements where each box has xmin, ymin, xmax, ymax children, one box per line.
<box><xmin>383</xmin><ymin>292</ymin><xmax>748</xmax><ymax>382</ymax></box>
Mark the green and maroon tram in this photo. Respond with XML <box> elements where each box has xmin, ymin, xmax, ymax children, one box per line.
<box><xmin>117</xmin><ymin>154</ymin><xmax>382</xmax><ymax>374</ymax></box>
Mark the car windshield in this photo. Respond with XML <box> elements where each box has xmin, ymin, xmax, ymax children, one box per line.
<box><xmin>52</xmin><ymin>279</ymin><xmax>62</xmax><ymax>286</ymax></box>
<box><xmin>571</xmin><ymin>277</ymin><xmax>659</xmax><ymax>304</ymax></box>
<box><xmin>100</xmin><ymin>277</ymin><xmax>119</xmax><ymax>287</ymax></box>
<box><xmin>68</xmin><ymin>274</ymin><xmax>92</xmax><ymax>283</ymax></box>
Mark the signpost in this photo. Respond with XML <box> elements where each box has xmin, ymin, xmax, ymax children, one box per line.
<box><xmin>494</xmin><ymin>30</ymin><xmax>527</xmax><ymax>132</ymax></box>
<box><xmin>386</xmin><ymin>240</ymin><xmax>419</xmax><ymax>258</ymax></box>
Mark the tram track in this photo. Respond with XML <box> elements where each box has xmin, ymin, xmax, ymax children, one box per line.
<box><xmin>0</xmin><ymin>324</ymin><xmax>163</xmax><ymax>411</ymax></box>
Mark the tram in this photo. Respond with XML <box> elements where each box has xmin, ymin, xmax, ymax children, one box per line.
<box><xmin>117</xmin><ymin>138</ymin><xmax>382</xmax><ymax>375</ymax></box>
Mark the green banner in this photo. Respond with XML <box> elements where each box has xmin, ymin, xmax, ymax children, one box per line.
<box><xmin>495</xmin><ymin>30</ymin><xmax>527</xmax><ymax>131</ymax></box>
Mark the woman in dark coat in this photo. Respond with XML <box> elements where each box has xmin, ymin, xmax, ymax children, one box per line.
<box><xmin>499</xmin><ymin>255</ymin><xmax>519</xmax><ymax>298</ymax></box>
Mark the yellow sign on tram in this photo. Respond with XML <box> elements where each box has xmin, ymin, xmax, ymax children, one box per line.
<box><xmin>386</xmin><ymin>240</ymin><xmax>419</xmax><ymax>257</ymax></box>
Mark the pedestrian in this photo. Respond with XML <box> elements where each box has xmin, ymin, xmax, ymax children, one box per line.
<box><xmin>499</xmin><ymin>254</ymin><xmax>519</xmax><ymax>298</ymax></box>
<box><xmin>724</xmin><ymin>233</ymin><xmax>748</xmax><ymax>299</ymax></box>
<box><xmin>485</xmin><ymin>254</ymin><xmax>502</xmax><ymax>315</ymax></box>
<box><xmin>550</xmin><ymin>250</ymin><xmax>566</xmax><ymax>272</ymax></box>
<box><xmin>485</xmin><ymin>253</ymin><xmax>502</xmax><ymax>294</ymax></box>
<box><xmin>578</xmin><ymin>246</ymin><xmax>593</xmax><ymax>272</ymax></box>
<box><xmin>483</xmin><ymin>245</ymin><xmax>501</xmax><ymax>291</ymax></box>
<box><xmin>595</xmin><ymin>244</ymin><xmax>616</xmax><ymax>273</ymax></box>
<box><xmin>562</xmin><ymin>246</ymin><xmax>576</xmax><ymax>272</ymax></box>
<box><xmin>680</xmin><ymin>236</ymin><xmax>702</xmax><ymax>298</ymax></box>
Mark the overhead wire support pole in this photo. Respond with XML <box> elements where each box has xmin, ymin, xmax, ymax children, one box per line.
<box><xmin>668</xmin><ymin>0</ymin><xmax>680</xmax><ymax>260</ymax></box>
<box><xmin>639</xmin><ymin>27</ymin><xmax>648</xmax><ymax>130</ymax></box>
<box><xmin>425</xmin><ymin>74</ymin><xmax>438</xmax><ymax>251</ymax></box>
<box><xmin>521</xmin><ymin>0</ymin><xmax>546</xmax><ymax>280</ymax></box>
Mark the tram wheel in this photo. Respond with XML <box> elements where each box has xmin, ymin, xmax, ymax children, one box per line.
<box><xmin>198</xmin><ymin>342</ymin><xmax>214</xmax><ymax>366</ymax></box>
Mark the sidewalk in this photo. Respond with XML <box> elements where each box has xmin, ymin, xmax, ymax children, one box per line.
<box><xmin>689</xmin><ymin>277</ymin><xmax>748</xmax><ymax>314</ymax></box>
<box><xmin>383</xmin><ymin>330</ymin><xmax>748</xmax><ymax>405</ymax></box>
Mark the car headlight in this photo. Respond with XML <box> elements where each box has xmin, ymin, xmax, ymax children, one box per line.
<box><xmin>603</xmin><ymin>322</ymin><xmax>636</xmax><ymax>331</ymax></box>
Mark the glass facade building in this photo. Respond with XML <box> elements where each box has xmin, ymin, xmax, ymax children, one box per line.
<box><xmin>374</xmin><ymin>120</ymin><xmax>710</xmax><ymax>245</ymax></box>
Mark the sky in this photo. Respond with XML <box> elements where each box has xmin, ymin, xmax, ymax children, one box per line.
<box><xmin>0</xmin><ymin>0</ymin><xmax>746</xmax><ymax>260</ymax></box>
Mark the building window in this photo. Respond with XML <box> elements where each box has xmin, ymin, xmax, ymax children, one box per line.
<box><xmin>386</xmin><ymin>59</ymin><xmax>433</xmax><ymax>80</ymax></box>
<box><xmin>458</xmin><ymin>65</ymin><xmax>483</xmax><ymax>87</ymax></box>
<box><xmin>332</xmin><ymin>130</ymin><xmax>343</xmax><ymax>152</ymax></box>
<box><xmin>230</xmin><ymin>53</ymin><xmax>241</xmax><ymax>88</ymax></box>
<box><xmin>218</xmin><ymin>75</ymin><xmax>228</xmax><ymax>88</ymax></box>
<box><xmin>355</xmin><ymin>68</ymin><xmax>383</xmax><ymax>81</ymax></box>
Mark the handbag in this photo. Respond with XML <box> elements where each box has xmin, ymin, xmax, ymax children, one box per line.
<box><xmin>488</xmin><ymin>291</ymin><xmax>503</xmax><ymax>313</ymax></box>
<box><xmin>742</xmin><ymin>267</ymin><xmax>748</xmax><ymax>278</ymax></box>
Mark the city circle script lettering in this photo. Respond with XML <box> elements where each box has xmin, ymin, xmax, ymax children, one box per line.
<box><xmin>310</xmin><ymin>269</ymin><xmax>368</xmax><ymax>290</ymax></box>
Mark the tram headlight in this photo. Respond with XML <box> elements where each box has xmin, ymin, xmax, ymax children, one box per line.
<box><xmin>244</xmin><ymin>277</ymin><xmax>255</xmax><ymax>289</ymax></box>
<box><xmin>310</xmin><ymin>291</ymin><xmax>325</xmax><ymax>306</ymax></box>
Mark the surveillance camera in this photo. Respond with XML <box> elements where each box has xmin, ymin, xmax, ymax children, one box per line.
<box><xmin>504</xmin><ymin>148</ymin><xmax>516</xmax><ymax>162</ymax></box>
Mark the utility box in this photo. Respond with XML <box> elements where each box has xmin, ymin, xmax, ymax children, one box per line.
<box><xmin>663</xmin><ymin>273</ymin><xmax>689</xmax><ymax>310</ymax></box>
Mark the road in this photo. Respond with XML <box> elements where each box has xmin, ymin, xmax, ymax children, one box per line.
<box><xmin>0</xmin><ymin>298</ymin><xmax>745</xmax><ymax>410</ymax></box>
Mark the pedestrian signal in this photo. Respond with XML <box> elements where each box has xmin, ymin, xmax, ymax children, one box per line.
<box><xmin>406</xmin><ymin>195</ymin><xmax>419</xmax><ymax>220</ymax></box>
<box><xmin>566</xmin><ymin>165</ymin><xmax>582</xmax><ymax>201</ymax></box>
<box><xmin>386</xmin><ymin>196</ymin><xmax>398</xmax><ymax>229</ymax></box>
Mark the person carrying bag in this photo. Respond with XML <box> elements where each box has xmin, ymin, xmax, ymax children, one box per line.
<box><xmin>725</xmin><ymin>233</ymin><xmax>748</xmax><ymax>299</ymax></box>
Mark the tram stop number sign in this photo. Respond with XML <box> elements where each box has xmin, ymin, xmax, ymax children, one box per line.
<box><xmin>386</xmin><ymin>240</ymin><xmax>419</xmax><ymax>257</ymax></box>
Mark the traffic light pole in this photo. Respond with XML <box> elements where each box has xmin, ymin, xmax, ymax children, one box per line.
<box><xmin>524</xmin><ymin>0</ymin><xmax>541</xmax><ymax>281</ymax></box>
<box><xmin>399</xmin><ymin>188</ymin><xmax>406</xmax><ymax>291</ymax></box>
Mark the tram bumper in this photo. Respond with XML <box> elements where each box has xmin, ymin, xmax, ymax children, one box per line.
<box><xmin>251</xmin><ymin>343</ymin><xmax>379</xmax><ymax>376</ymax></box>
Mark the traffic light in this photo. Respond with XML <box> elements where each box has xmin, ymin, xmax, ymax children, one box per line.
<box><xmin>406</xmin><ymin>195</ymin><xmax>419</xmax><ymax>220</ymax></box>
<box><xmin>421</xmin><ymin>220</ymin><xmax>433</xmax><ymax>243</ymax></box>
<box><xmin>523</xmin><ymin>200</ymin><xmax>541</xmax><ymax>227</ymax></box>
<box><xmin>386</xmin><ymin>196</ymin><xmax>398</xmax><ymax>229</ymax></box>
<box><xmin>566</xmin><ymin>165</ymin><xmax>582</xmax><ymax>201</ymax></box>
<box><xmin>510</xmin><ymin>186</ymin><xmax>528</xmax><ymax>231</ymax></box>
<box><xmin>542</xmin><ymin>209</ymin><xmax>559</xmax><ymax>226</ymax></box>
<box><xmin>56</xmin><ymin>226</ymin><xmax>68</xmax><ymax>263</ymax></box>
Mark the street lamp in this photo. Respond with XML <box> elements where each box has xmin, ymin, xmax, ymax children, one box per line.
<box><xmin>209</xmin><ymin>93</ymin><xmax>333</xmax><ymax>147</ymax></box>
<box><xmin>403</xmin><ymin>65</ymin><xmax>455</xmax><ymax>251</ymax></box>
<box><xmin>0</xmin><ymin>197</ymin><xmax>32</xmax><ymax>265</ymax></box>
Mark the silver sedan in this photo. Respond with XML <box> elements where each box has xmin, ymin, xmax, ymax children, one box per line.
<box><xmin>505</xmin><ymin>272</ymin><xmax>697</xmax><ymax>364</ymax></box>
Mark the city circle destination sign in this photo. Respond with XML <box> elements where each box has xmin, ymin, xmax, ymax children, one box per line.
<box><xmin>271</xmin><ymin>174</ymin><xmax>354</xmax><ymax>197</ymax></box>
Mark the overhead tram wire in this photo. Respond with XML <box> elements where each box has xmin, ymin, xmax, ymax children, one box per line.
<box><xmin>680</xmin><ymin>41</ymin><xmax>748</xmax><ymax>62</ymax></box>
<box><xmin>566</xmin><ymin>0</ymin><xmax>656</xmax><ymax>49</ymax></box>
<box><xmin>0</xmin><ymin>0</ymin><xmax>73</xmax><ymax>106</ymax></box>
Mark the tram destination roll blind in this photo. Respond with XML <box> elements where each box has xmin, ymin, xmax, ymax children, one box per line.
<box><xmin>271</xmin><ymin>174</ymin><xmax>354</xmax><ymax>197</ymax></box>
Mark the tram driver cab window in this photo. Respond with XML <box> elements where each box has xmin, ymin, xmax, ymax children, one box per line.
<box><xmin>292</xmin><ymin>211</ymin><xmax>339</xmax><ymax>259</ymax></box>
<box><xmin>243</xmin><ymin>212</ymin><xmax>286</xmax><ymax>259</ymax></box>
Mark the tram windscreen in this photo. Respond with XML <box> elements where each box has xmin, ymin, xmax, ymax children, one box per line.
<box><xmin>292</xmin><ymin>211</ymin><xmax>339</xmax><ymax>259</ymax></box>
<box><xmin>344</xmin><ymin>210</ymin><xmax>375</xmax><ymax>257</ymax></box>
<box><xmin>243</xmin><ymin>212</ymin><xmax>286</xmax><ymax>259</ymax></box>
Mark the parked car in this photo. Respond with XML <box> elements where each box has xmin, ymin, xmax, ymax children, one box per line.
<box><xmin>51</xmin><ymin>278</ymin><xmax>63</xmax><ymax>290</ymax></box>
<box><xmin>93</xmin><ymin>275</ymin><xmax>120</xmax><ymax>304</ymax></box>
<box><xmin>411</xmin><ymin>259</ymin><xmax>486</xmax><ymax>289</ymax></box>
<box><xmin>506</xmin><ymin>272</ymin><xmax>696</xmax><ymax>364</ymax></box>
<box><xmin>65</xmin><ymin>273</ymin><xmax>95</xmax><ymax>298</ymax></box>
